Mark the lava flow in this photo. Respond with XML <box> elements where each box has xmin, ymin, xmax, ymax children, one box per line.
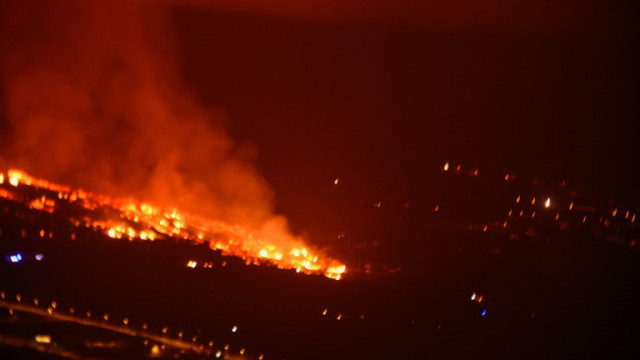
<box><xmin>0</xmin><ymin>169</ymin><xmax>346</xmax><ymax>280</ymax></box>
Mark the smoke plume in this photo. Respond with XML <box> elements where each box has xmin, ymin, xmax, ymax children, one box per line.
<box><xmin>0</xmin><ymin>0</ymin><xmax>298</xmax><ymax>245</ymax></box>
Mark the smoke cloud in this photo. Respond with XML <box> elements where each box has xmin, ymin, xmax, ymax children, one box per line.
<box><xmin>0</xmin><ymin>0</ymin><xmax>298</xmax><ymax>244</ymax></box>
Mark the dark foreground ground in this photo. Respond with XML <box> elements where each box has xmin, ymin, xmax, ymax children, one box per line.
<box><xmin>1</xmin><ymin>166</ymin><xmax>639</xmax><ymax>359</ymax></box>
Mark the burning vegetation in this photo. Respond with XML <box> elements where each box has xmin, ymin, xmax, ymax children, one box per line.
<box><xmin>0</xmin><ymin>169</ymin><xmax>345</xmax><ymax>279</ymax></box>
<box><xmin>0</xmin><ymin>1</ymin><xmax>347</xmax><ymax>279</ymax></box>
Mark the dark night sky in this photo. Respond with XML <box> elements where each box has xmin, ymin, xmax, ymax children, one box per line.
<box><xmin>172</xmin><ymin>2</ymin><xmax>639</xmax><ymax>234</ymax></box>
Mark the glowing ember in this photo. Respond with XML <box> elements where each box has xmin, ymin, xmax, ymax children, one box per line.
<box><xmin>0</xmin><ymin>169</ymin><xmax>346</xmax><ymax>280</ymax></box>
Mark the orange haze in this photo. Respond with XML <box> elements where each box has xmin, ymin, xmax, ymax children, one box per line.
<box><xmin>0</xmin><ymin>0</ymin><xmax>330</xmax><ymax>262</ymax></box>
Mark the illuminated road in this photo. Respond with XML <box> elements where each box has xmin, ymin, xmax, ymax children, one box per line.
<box><xmin>0</xmin><ymin>298</ymin><xmax>212</xmax><ymax>356</ymax></box>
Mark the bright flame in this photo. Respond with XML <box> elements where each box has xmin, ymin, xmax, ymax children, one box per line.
<box><xmin>0</xmin><ymin>169</ymin><xmax>346</xmax><ymax>279</ymax></box>
<box><xmin>9</xmin><ymin>173</ymin><xmax>20</xmax><ymax>187</ymax></box>
<box><xmin>35</xmin><ymin>335</ymin><xmax>52</xmax><ymax>344</ymax></box>
<box><xmin>325</xmin><ymin>264</ymin><xmax>346</xmax><ymax>280</ymax></box>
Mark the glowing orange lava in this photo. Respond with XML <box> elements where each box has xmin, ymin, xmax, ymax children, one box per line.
<box><xmin>0</xmin><ymin>169</ymin><xmax>346</xmax><ymax>280</ymax></box>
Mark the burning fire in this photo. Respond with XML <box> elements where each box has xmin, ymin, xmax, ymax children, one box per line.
<box><xmin>0</xmin><ymin>169</ymin><xmax>346</xmax><ymax>280</ymax></box>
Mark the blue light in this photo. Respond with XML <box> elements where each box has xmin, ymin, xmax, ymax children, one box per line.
<box><xmin>481</xmin><ymin>309</ymin><xmax>487</xmax><ymax>317</ymax></box>
<box><xmin>8</xmin><ymin>253</ymin><xmax>23</xmax><ymax>263</ymax></box>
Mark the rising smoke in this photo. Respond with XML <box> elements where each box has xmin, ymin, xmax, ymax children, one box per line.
<box><xmin>0</xmin><ymin>0</ymin><xmax>299</xmax><ymax>245</ymax></box>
